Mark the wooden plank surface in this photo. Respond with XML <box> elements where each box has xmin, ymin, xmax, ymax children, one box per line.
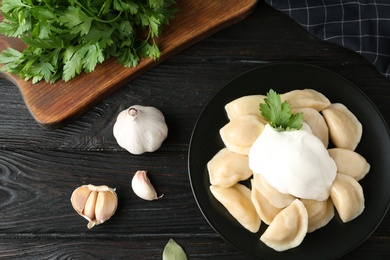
<box><xmin>0</xmin><ymin>2</ymin><xmax>389</xmax><ymax>259</ymax></box>
<box><xmin>0</xmin><ymin>0</ymin><xmax>258</xmax><ymax>129</ymax></box>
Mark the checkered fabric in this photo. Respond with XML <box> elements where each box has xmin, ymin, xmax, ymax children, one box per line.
<box><xmin>265</xmin><ymin>0</ymin><xmax>390</xmax><ymax>80</ymax></box>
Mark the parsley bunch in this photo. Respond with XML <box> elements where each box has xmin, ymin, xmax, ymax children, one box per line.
<box><xmin>260</xmin><ymin>89</ymin><xmax>304</xmax><ymax>131</ymax></box>
<box><xmin>0</xmin><ymin>0</ymin><xmax>177</xmax><ymax>83</ymax></box>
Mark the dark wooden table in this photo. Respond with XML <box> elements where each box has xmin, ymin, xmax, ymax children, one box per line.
<box><xmin>0</xmin><ymin>2</ymin><xmax>389</xmax><ymax>259</ymax></box>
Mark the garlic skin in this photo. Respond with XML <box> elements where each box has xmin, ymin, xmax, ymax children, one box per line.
<box><xmin>132</xmin><ymin>170</ymin><xmax>163</xmax><ymax>201</ymax></box>
<box><xmin>113</xmin><ymin>105</ymin><xmax>168</xmax><ymax>155</ymax></box>
<box><xmin>71</xmin><ymin>184</ymin><xmax>118</xmax><ymax>229</ymax></box>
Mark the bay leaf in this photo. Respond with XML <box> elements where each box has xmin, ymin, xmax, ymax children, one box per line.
<box><xmin>162</xmin><ymin>238</ymin><xmax>188</xmax><ymax>260</ymax></box>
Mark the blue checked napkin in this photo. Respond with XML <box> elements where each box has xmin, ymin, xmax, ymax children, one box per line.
<box><xmin>265</xmin><ymin>0</ymin><xmax>390</xmax><ymax>80</ymax></box>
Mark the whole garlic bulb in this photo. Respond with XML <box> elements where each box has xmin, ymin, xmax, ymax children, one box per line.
<box><xmin>113</xmin><ymin>105</ymin><xmax>168</xmax><ymax>155</ymax></box>
<box><xmin>71</xmin><ymin>184</ymin><xmax>118</xmax><ymax>229</ymax></box>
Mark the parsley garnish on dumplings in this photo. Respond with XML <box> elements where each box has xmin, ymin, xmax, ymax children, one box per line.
<box><xmin>260</xmin><ymin>89</ymin><xmax>304</xmax><ymax>131</ymax></box>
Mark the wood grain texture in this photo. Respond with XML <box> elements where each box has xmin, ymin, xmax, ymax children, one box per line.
<box><xmin>0</xmin><ymin>0</ymin><xmax>258</xmax><ymax>129</ymax></box>
<box><xmin>0</xmin><ymin>236</ymin><xmax>388</xmax><ymax>259</ymax></box>
<box><xmin>0</xmin><ymin>2</ymin><xmax>389</xmax><ymax>259</ymax></box>
<box><xmin>0</xmin><ymin>149</ymin><xmax>201</xmax><ymax>233</ymax></box>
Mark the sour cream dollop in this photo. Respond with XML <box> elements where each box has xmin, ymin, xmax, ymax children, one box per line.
<box><xmin>249</xmin><ymin>123</ymin><xmax>337</xmax><ymax>201</ymax></box>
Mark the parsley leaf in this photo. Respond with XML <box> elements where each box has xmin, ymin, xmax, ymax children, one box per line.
<box><xmin>0</xmin><ymin>0</ymin><xmax>178</xmax><ymax>83</ymax></box>
<box><xmin>260</xmin><ymin>89</ymin><xmax>304</xmax><ymax>131</ymax></box>
<box><xmin>0</xmin><ymin>48</ymin><xmax>22</xmax><ymax>63</ymax></box>
<box><xmin>58</xmin><ymin>6</ymin><xmax>94</xmax><ymax>36</ymax></box>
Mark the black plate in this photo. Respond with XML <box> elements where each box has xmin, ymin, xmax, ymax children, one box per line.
<box><xmin>188</xmin><ymin>63</ymin><xmax>390</xmax><ymax>259</ymax></box>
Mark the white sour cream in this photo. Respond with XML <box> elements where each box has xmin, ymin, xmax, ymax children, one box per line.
<box><xmin>249</xmin><ymin>123</ymin><xmax>337</xmax><ymax>201</ymax></box>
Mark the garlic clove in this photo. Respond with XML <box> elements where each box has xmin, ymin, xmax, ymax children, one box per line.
<box><xmin>87</xmin><ymin>220</ymin><xmax>96</xmax><ymax>230</ymax></box>
<box><xmin>70</xmin><ymin>184</ymin><xmax>118</xmax><ymax>229</ymax></box>
<box><xmin>71</xmin><ymin>185</ymin><xmax>92</xmax><ymax>214</ymax></box>
<box><xmin>83</xmin><ymin>190</ymin><xmax>98</xmax><ymax>221</ymax></box>
<box><xmin>95</xmin><ymin>190</ymin><xmax>118</xmax><ymax>224</ymax></box>
<box><xmin>131</xmin><ymin>170</ymin><xmax>163</xmax><ymax>201</ymax></box>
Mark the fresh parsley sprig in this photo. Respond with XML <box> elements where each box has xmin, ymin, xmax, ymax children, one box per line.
<box><xmin>0</xmin><ymin>0</ymin><xmax>177</xmax><ymax>83</ymax></box>
<box><xmin>260</xmin><ymin>89</ymin><xmax>304</xmax><ymax>131</ymax></box>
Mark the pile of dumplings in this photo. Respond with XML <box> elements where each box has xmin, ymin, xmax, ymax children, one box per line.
<box><xmin>207</xmin><ymin>89</ymin><xmax>370</xmax><ymax>251</ymax></box>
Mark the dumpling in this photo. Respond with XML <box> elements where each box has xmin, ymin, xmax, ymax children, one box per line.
<box><xmin>260</xmin><ymin>199</ymin><xmax>308</xmax><ymax>251</ymax></box>
<box><xmin>210</xmin><ymin>184</ymin><xmax>261</xmax><ymax>233</ymax></box>
<box><xmin>224</xmin><ymin>95</ymin><xmax>267</xmax><ymax>122</ymax></box>
<box><xmin>252</xmin><ymin>173</ymin><xmax>295</xmax><ymax>208</ymax></box>
<box><xmin>330</xmin><ymin>173</ymin><xmax>365</xmax><ymax>223</ymax></box>
<box><xmin>322</xmin><ymin>103</ymin><xmax>362</xmax><ymax>151</ymax></box>
<box><xmin>281</xmin><ymin>89</ymin><xmax>331</xmax><ymax>111</ymax></box>
<box><xmin>327</xmin><ymin>148</ymin><xmax>370</xmax><ymax>181</ymax></box>
<box><xmin>291</xmin><ymin>107</ymin><xmax>329</xmax><ymax>147</ymax></box>
<box><xmin>207</xmin><ymin>148</ymin><xmax>252</xmax><ymax>188</ymax></box>
<box><xmin>301</xmin><ymin>198</ymin><xmax>334</xmax><ymax>233</ymax></box>
<box><xmin>250</xmin><ymin>179</ymin><xmax>282</xmax><ymax>225</ymax></box>
<box><xmin>220</xmin><ymin>115</ymin><xmax>265</xmax><ymax>155</ymax></box>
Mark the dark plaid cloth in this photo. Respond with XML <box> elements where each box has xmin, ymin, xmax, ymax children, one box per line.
<box><xmin>265</xmin><ymin>0</ymin><xmax>390</xmax><ymax>80</ymax></box>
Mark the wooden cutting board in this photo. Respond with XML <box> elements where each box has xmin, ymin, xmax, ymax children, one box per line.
<box><xmin>0</xmin><ymin>0</ymin><xmax>258</xmax><ymax>129</ymax></box>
